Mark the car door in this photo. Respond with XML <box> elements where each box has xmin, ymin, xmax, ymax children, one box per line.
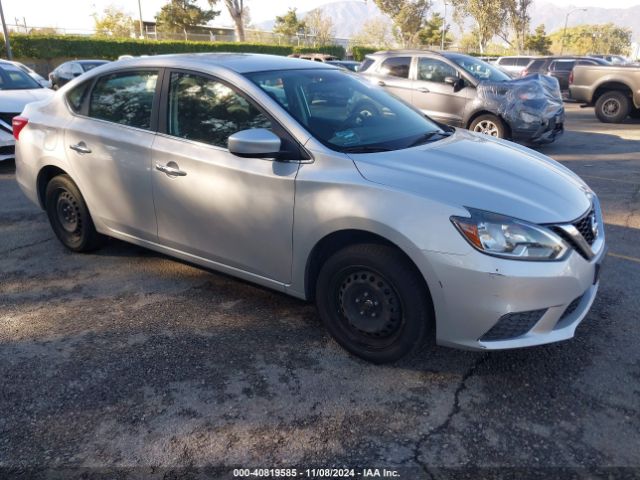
<box><xmin>411</xmin><ymin>57</ymin><xmax>469</xmax><ymax>127</ymax></box>
<box><xmin>151</xmin><ymin>70</ymin><xmax>299</xmax><ymax>284</ymax></box>
<box><xmin>64</xmin><ymin>69</ymin><xmax>160</xmax><ymax>241</ymax></box>
<box><xmin>549</xmin><ymin>60</ymin><xmax>575</xmax><ymax>90</ymax></box>
<box><xmin>374</xmin><ymin>56</ymin><xmax>414</xmax><ymax>103</ymax></box>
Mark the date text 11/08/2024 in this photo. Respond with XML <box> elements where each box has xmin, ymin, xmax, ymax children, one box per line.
<box><xmin>233</xmin><ymin>468</ymin><xmax>401</xmax><ymax>478</ymax></box>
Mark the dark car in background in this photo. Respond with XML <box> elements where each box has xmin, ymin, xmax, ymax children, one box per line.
<box><xmin>49</xmin><ymin>60</ymin><xmax>109</xmax><ymax>89</ymax></box>
<box><xmin>521</xmin><ymin>56</ymin><xmax>611</xmax><ymax>90</ymax></box>
<box><xmin>359</xmin><ymin>50</ymin><xmax>564</xmax><ymax>145</ymax></box>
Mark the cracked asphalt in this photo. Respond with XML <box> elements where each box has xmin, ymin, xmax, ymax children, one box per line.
<box><xmin>1</xmin><ymin>104</ymin><xmax>639</xmax><ymax>479</ymax></box>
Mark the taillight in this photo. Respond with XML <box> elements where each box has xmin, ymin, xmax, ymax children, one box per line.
<box><xmin>12</xmin><ymin>116</ymin><xmax>28</xmax><ymax>141</ymax></box>
<box><xmin>569</xmin><ymin>71</ymin><xmax>574</xmax><ymax>85</ymax></box>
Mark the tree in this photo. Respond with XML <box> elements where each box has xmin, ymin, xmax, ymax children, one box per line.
<box><xmin>224</xmin><ymin>0</ymin><xmax>245</xmax><ymax>42</ymax></box>
<box><xmin>418</xmin><ymin>13</ymin><xmax>452</xmax><ymax>47</ymax></box>
<box><xmin>525</xmin><ymin>24</ymin><xmax>551</xmax><ymax>54</ymax></box>
<box><xmin>503</xmin><ymin>0</ymin><xmax>532</xmax><ymax>53</ymax></box>
<box><xmin>93</xmin><ymin>6</ymin><xmax>135</xmax><ymax>38</ymax></box>
<box><xmin>305</xmin><ymin>9</ymin><xmax>334</xmax><ymax>47</ymax></box>
<box><xmin>549</xmin><ymin>23</ymin><xmax>632</xmax><ymax>55</ymax></box>
<box><xmin>273</xmin><ymin>8</ymin><xmax>307</xmax><ymax>39</ymax></box>
<box><xmin>450</xmin><ymin>0</ymin><xmax>505</xmax><ymax>53</ymax></box>
<box><xmin>155</xmin><ymin>0</ymin><xmax>220</xmax><ymax>34</ymax></box>
<box><xmin>350</xmin><ymin>18</ymin><xmax>395</xmax><ymax>48</ymax></box>
<box><xmin>371</xmin><ymin>0</ymin><xmax>431</xmax><ymax>48</ymax></box>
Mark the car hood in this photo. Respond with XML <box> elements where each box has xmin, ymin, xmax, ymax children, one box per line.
<box><xmin>0</xmin><ymin>88</ymin><xmax>54</xmax><ymax>113</ymax></box>
<box><xmin>350</xmin><ymin>129</ymin><xmax>591</xmax><ymax>224</ymax></box>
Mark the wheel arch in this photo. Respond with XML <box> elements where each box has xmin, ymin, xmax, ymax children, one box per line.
<box><xmin>36</xmin><ymin>165</ymin><xmax>69</xmax><ymax>209</ymax></box>
<box><xmin>304</xmin><ymin>229</ymin><xmax>434</xmax><ymax>311</ymax></box>
<box><xmin>465</xmin><ymin>110</ymin><xmax>512</xmax><ymax>138</ymax></box>
<box><xmin>593</xmin><ymin>81</ymin><xmax>635</xmax><ymax>106</ymax></box>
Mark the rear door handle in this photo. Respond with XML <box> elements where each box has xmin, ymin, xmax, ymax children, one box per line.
<box><xmin>69</xmin><ymin>142</ymin><xmax>91</xmax><ymax>154</ymax></box>
<box><xmin>417</xmin><ymin>87</ymin><xmax>430</xmax><ymax>93</ymax></box>
<box><xmin>156</xmin><ymin>163</ymin><xmax>187</xmax><ymax>177</ymax></box>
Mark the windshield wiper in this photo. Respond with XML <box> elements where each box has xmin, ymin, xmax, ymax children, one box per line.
<box><xmin>342</xmin><ymin>145</ymin><xmax>393</xmax><ymax>153</ymax></box>
<box><xmin>408</xmin><ymin>130</ymin><xmax>452</xmax><ymax>147</ymax></box>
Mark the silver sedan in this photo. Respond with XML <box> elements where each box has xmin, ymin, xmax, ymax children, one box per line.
<box><xmin>14</xmin><ymin>54</ymin><xmax>605</xmax><ymax>363</ymax></box>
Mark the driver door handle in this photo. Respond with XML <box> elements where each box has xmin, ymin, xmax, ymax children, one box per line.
<box><xmin>156</xmin><ymin>163</ymin><xmax>187</xmax><ymax>177</ymax></box>
<box><xmin>417</xmin><ymin>87</ymin><xmax>430</xmax><ymax>93</ymax></box>
<box><xmin>69</xmin><ymin>142</ymin><xmax>91</xmax><ymax>154</ymax></box>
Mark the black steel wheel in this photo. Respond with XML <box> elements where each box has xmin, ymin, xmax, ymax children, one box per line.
<box><xmin>45</xmin><ymin>174</ymin><xmax>105</xmax><ymax>252</ymax></box>
<box><xmin>595</xmin><ymin>91</ymin><xmax>630</xmax><ymax>123</ymax></box>
<box><xmin>316</xmin><ymin>243</ymin><xmax>434</xmax><ymax>364</ymax></box>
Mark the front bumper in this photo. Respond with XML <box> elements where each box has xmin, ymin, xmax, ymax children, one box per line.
<box><xmin>422</xmin><ymin>232</ymin><xmax>605</xmax><ymax>351</ymax></box>
<box><xmin>0</xmin><ymin>129</ymin><xmax>15</xmax><ymax>162</ymax></box>
<box><xmin>511</xmin><ymin>111</ymin><xmax>565</xmax><ymax>145</ymax></box>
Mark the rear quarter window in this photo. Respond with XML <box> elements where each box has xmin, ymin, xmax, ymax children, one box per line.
<box><xmin>66</xmin><ymin>80</ymin><xmax>92</xmax><ymax>113</ymax></box>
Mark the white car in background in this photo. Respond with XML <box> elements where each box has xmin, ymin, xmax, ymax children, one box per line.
<box><xmin>0</xmin><ymin>60</ymin><xmax>54</xmax><ymax>162</ymax></box>
<box><xmin>9</xmin><ymin>61</ymin><xmax>52</xmax><ymax>88</ymax></box>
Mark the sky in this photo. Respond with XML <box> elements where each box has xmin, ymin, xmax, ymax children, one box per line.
<box><xmin>1</xmin><ymin>0</ymin><xmax>639</xmax><ymax>32</ymax></box>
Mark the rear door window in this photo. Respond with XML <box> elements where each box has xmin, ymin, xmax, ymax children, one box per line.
<box><xmin>498</xmin><ymin>58</ymin><xmax>516</xmax><ymax>66</ymax></box>
<box><xmin>551</xmin><ymin>60</ymin><xmax>575</xmax><ymax>72</ymax></box>
<box><xmin>516</xmin><ymin>58</ymin><xmax>531</xmax><ymax>67</ymax></box>
<box><xmin>88</xmin><ymin>70</ymin><xmax>158</xmax><ymax>130</ymax></box>
<box><xmin>379</xmin><ymin>57</ymin><xmax>411</xmax><ymax>78</ymax></box>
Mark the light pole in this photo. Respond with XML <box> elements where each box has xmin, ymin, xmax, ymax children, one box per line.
<box><xmin>440</xmin><ymin>0</ymin><xmax>447</xmax><ymax>51</ymax></box>
<box><xmin>560</xmin><ymin>8</ymin><xmax>587</xmax><ymax>55</ymax></box>
<box><xmin>0</xmin><ymin>0</ymin><xmax>12</xmax><ymax>60</ymax></box>
<box><xmin>137</xmin><ymin>0</ymin><xmax>144</xmax><ymax>39</ymax></box>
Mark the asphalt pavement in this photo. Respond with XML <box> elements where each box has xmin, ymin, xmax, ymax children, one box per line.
<box><xmin>1</xmin><ymin>104</ymin><xmax>639</xmax><ymax>479</ymax></box>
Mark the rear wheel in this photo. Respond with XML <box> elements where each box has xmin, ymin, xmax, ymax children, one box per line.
<box><xmin>45</xmin><ymin>174</ymin><xmax>105</xmax><ymax>252</ymax></box>
<box><xmin>595</xmin><ymin>91</ymin><xmax>631</xmax><ymax>123</ymax></box>
<box><xmin>469</xmin><ymin>114</ymin><xmax>507</xmax><ymax>139</ymax></box>
<box><xmin>315</xmin><ymin>244</ymin><xmax>433</xmax><ymax>364</ymax></box>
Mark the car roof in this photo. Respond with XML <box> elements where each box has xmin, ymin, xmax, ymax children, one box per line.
<box><xmin>107</xmin><ymin>53</ymin><xmax>338</xmax><ymax>74</ymax></box>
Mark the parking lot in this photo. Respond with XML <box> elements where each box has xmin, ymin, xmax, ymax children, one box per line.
<box><xmin>1</xmin><ymin>103</ymin><xmax>639</xmax><ymax>477</ymax></box>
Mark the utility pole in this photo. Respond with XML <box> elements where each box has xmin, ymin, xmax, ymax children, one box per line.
<box><xmin>137</xmin><ymin>0</ymin><xmax>144</xmax><ymax>38</ymax></box>
<box><xmin>440</xmin><ymin>0</ymin><xmax>447</xmax><ymax>51</ymax></box>
<box><xmin>0</xmin><ymin>0</ymin><xmax>13</xmax><ymax>60</ymax></box>
<box><xmin>560</xmin><ymin>8</ymin><xmax>587</xmax><ymax>55</ymax></box>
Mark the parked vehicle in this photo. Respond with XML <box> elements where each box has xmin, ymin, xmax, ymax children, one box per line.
<box><xmin>570</xmin><ymin>64</ymin><xmax>640</xmax><ymax>123</ymax></box>
<box><xmin>521</xmin><ymin>56</ymin><xmax>610</xmax><ymax>90</ymax></box>
<box><xmin>48</xmin><ymin>60</ymin><xmax>109</xmax><ymax>89</ymax></box>
<box><xmin>326</xmin><ymin>60</ymin><xmax>361</xmax><ymax>72</ymax></box>
<box><xmin>15</xmin><ymin>54</ymin><xmax>605</xmax><ymax>363</ymax></box>
<box><xmin>588</xmin><ymin>54</ymin><xmax>630</xmax><ymax>65</ymax></box>
<box><xmin>494</xmin><ymin>56</ymin><xmax>536</xmax><ymax>76</ymax></box>
<box><xmin>287</xmin><ymin>53</ymin><xmax>339</xmax><ymax>62</ymax></box>
<box><xmin>0</xmin><ymin>61</ymin><xmax>54</xmax><ymax>162</ymax></box>
<box><xmin>9</xmin><ymin>61</ymin><xmax>51</xmax><ymax>88</ymax></box>
<box><xmin>359</xmin><ymin>50</ymin><xmax>564</xmax><ymax>144</ymax></box>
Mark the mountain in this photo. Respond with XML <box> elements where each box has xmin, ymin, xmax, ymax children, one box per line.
<box><xmin>256</xmin><ymin>0</ymin><xmax>640</xmax><ymax>41</ymax></box>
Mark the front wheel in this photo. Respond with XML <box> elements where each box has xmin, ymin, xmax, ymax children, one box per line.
<box><xmin>595</xmin><ymin>91</ymin><xmax>630</xmax><ymax>123</ymax></box>
<box><xmin>469</xmin><ymin>114</ymin><xmax>507</xmax><ymax>139</ymax></box>
<box><xmin>315</xmin><ymin>244</ymin><xmax>433</xmax><ymax>364</ymax></box>
<box><xmin>45</xmin><ymin>174</ymin><xmax>105</xmax><ymax>252</ymax></box>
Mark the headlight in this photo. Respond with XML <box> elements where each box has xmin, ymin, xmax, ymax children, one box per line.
<box><xmin>451</xmin><ymin>208</ymin><xmax>568</xmax><ymax>261</ymax></box>
<box><xmin>520</xmin><ymin>111</ymin><xmax>541</xmax><ymax>124</ymax></box>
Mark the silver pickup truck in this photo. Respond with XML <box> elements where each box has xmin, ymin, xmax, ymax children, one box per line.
<box><xmin>570</xmin><ymin>65</ymin><xmax>640</xmax><ymax>123</ymax></box>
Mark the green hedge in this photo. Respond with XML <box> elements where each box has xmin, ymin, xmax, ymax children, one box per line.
<box><xmin>0</xmin><ymin>34</ymin><xmax>345</xmax><ymax>61</ymax></box>
<box><xmin>351</xmin><ymin>46</ymin><xmax>378</xmax><ymax>61</ymax></box>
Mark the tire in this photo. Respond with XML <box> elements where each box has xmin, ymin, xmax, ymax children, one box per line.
<box><xmin>315</xmin><ymin>243</ymin><xmax>433</xmax><ymax>364</ymax></box>
<box><xmin>469</xmin><ymin>114</ymin><xmax>507</xmax><ymax>139</ymax></box>
<box><xmin>45</xmin><ymin>174</ymin><xmax>105</xmax><ymax>252</ymax></box>
<box><xmin>595</xmin><ymin>91</ymin><xmax>631</xmax><ymax>123</ymax></box>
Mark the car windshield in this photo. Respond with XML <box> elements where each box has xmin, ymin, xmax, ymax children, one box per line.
<box><xmin>246</xmin><ymin>69</ymin><xmax>447</xmax><ymax>153</ymax></box>
<box><xmin>0</xmin><ymin>64</ymin><xmax>42</xmax><ymax>90</ymax></box>
<box><xmin>81</xmin><ymin>62</ymin><xmax>107</xmax><ymax>72</ymax></box>
<box><xmin>450</xmin><ymin>56</ymin><xmax>511</xmax><ymax>82</ymax></box>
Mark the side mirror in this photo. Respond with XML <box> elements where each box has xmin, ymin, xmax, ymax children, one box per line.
<box><xmin>445</xmin><ymin>76</ymin><xmax>464</xmax><ymax>92</ymax></box>
<box><xmin>228</xmin><ymin>128</ymin><xmax>281</xmax><ymax>159</ymax></box>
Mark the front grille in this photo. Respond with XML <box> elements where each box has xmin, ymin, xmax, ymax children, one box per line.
<box><xmin>0</xmin><ymin>145</ymin><xmax>14</xmax><ymax>156</ymax></box>
<box><xmin>480</xmin><ymin>309</ymin><xmax>547</xmax><ymax>342</ymax></box>
<box><xmin>0</xmin><ymin>112</ymin><xmax>19</xmax><ymax>134</ymax></box>
<box><xmin>573</xmin><ymin>208</ymin><xmax>596</xmax><ymax>246</ymax></box>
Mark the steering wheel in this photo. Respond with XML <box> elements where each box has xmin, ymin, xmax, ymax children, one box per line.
<box><xmin>343</xmin><ymin>100</ymin><xmax>381</xmax><ymax>128</ymax></box>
